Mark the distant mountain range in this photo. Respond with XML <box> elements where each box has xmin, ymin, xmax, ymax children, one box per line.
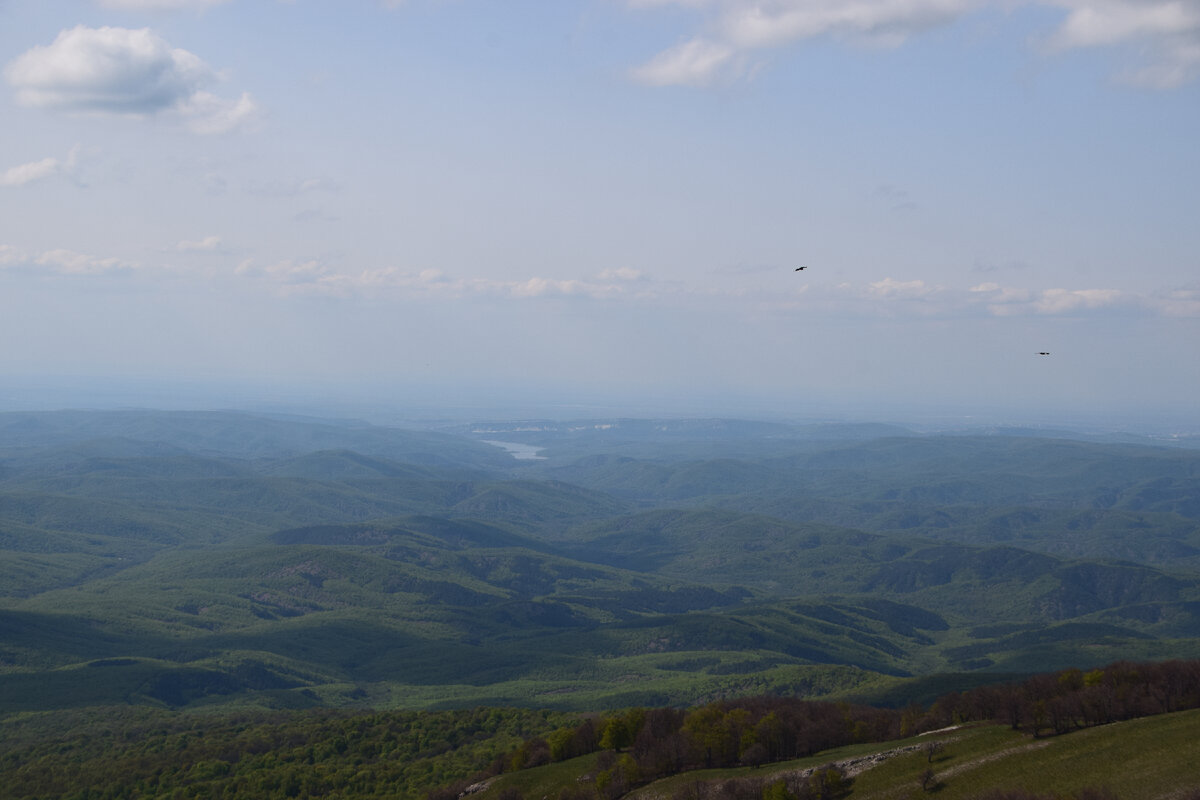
<box><xmin>3</xmin><ymin>409</ymin><xmax>1200</xmax><ymax>714</ymax></box>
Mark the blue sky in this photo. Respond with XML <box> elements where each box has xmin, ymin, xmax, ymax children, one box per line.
<box><xmin>1</xmin><ymin>0</ymin><xmax>1198</xmax><ymax>427</ymax></box>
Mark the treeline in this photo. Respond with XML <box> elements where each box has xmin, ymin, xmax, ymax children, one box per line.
<box><xmin>424</xmin><ymin>699</ymin><xmax>901</xmax><ymax>800</ymax></box>
<box><xmin>472</xmin><ymin>659</ymin><xmax>1200</xmax><ymax>800</ymax></box>
<box><xmin>493</xmin><ymin>698</ymin><xmax>901</xmax><ymax>786</ymax></box>
<box><xmin>924</xmin><ymin>659</ymin><xmax>1200</xmax><ymax>736</ymax></box>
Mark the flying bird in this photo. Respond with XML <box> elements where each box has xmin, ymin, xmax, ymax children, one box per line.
<box><xmin>794</xmin><ymin>266</ymin><xmax>807</xmax><ymax>271</ymax></box>
<box><xmin>1038</xmin><ymin>352</ymin><xmax>1050</xmax><ymax>356</ymax></box>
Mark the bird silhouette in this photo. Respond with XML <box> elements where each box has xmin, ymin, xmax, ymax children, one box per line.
<box><xmin>794</xmin><ymin>266</ymin><xmax>807</xmax><ymax>271</ymax></box>
<box><xmin>1038</xmin><ymin>352</ymin><xmax>1050</xmax><ymax>356</ymax></box>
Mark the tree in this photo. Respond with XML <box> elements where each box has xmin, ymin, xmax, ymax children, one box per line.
<box><xmin>599</xmin><ymin>717</ymin><xmax>633</xmax><ymax>752</ymax></box>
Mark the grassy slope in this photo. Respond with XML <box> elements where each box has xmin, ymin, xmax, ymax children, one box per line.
<box><xmin>482</xmin><ymin>710</ymin><xmax>1200</xmax><ymax>800</ymax></box>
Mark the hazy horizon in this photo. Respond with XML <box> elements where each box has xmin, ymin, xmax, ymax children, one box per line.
<box><xmin>2</xmin><ymin>373</ymin><xmax>1197</xmax><ymax>437</ymax></box>
<box><xmin>3</xmin><ymin>1</ymin><xmax>1198</xmax><ymax>432</ymax></box>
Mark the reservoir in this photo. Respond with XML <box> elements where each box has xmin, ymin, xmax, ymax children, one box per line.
<box><xmin>482</xmin><ymin>440</ymin><xmax>547</xmax><ymax>460</ymax></box>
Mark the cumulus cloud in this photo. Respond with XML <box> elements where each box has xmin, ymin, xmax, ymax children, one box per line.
<box><xmin>629</xmin><ymin>0</ymin><xmax>1200</xmax><ymax>87</ymax></box>
<box><xmin>4</xmin><ymin>26</ymin><xmax>258</xmax><ymax>133</ymax></box>
<box><xmin>0</xmin><ymin>145</ymin><xmax>81</xmax><ymax>187</ymax></box>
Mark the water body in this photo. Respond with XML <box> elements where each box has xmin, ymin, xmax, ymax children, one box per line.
<box><xmin>481</xmin><ymin>440</ymin><xmax>547</xmax><ymax>460</ymax></box>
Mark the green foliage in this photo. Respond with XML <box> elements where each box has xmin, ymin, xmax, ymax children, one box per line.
<box><xmin>0</xmin><ymin>705</ymin><xmax>570</xmax><ymax>800</ymax></box>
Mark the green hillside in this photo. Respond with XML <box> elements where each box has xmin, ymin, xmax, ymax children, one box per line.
<box><xmin>4</xmin><ymin>410</ymin><xmax>1200</xmax><ymax>715</ymax></box>
<box><xmin>7</xmin><ymin>662</ymin><xmax>1199</xmax><ymax>800</ymax></box>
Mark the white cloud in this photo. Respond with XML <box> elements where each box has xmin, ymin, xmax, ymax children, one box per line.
<box><xmin>233</xmin><ymin>259</ymin><xmax>659</xmax><ymax>301</ymax></box>
<box><xmin>1032</xmin><ymin>287</ymin><xmax>1128</xmax><ymax>313</ymax></box>
<box><xmin>866</xmin><ymin>277</ymin><xmax>940</xmax><ymax>299</ymax></box>
<box><xmin>967</xmin><ymin>282</ymin><xmax>1133</xmax><ymax>315</ymax></box>
<box><xmin>35</xmin><ymin>249</ymin><xmax>135</xmax><ymax>275</ymax></box>
<box><xmin>508</xmin><ymin>277</ymin><xmax>632</xmax><ymax>298</ymax></box>
<box><xmin>176</xmin><ymin>90</ymin><xmax>259</xmax><ymax>134</ymax></box>
<box><xmin>0</xmin><ymin>157</ymin><xmax>58</xmax><ymax>187</ymax></box>
<box><xmin>0</xmin><ymin>245</ymin><xmax>137</xmax><ymax>275</ymax></box>
<box><xmin>0</xmin><ymin>144</ymin><xmax>81</xmax><ymax>188</ymax></box>
<box><xmin>1046</xmin><ymin>0</ymin><xmax>1200</xmax><ymax>48</ymax></box>
<box><xmin>629</xmin><ymin>0</ymin><xmax>1200</xmax><ymax>87</ymax></box>
<box><xmin>5</xmin><ymin>26</ymin><xmax>210</xmax><ymax>113</ymax></box>
<box><xmin>176</xmin><ymin>235</ymin><xmax>222</xmax><ymax>252</ymax></box>
<box><xmin>1044</xmin><ymin>0</ymin><xmax>1200</xmax><ymax>87</ymax></box>
<box><xmin>1155</xmin><ymin>282</ymin><xmax>1200</xmax><ymax>316</ymax></box>
<box><xmin>719</xmin><ymin>0</ymin><xmax>971</xmax><ymax>49</ymax></box>
<box><xmin>630</xmin><ymin>38</ymin><xmax>740</xmax><ymax>86</ymax></box>
<box><xmin>765</xmin><ymin>278</ymin><xmax>1172</xmax><ymax>319</ymax></box>
<box><xmin>630</xmin><ymin>0</ymin><xmax>974</xmax><ymax>86</ymax></box>
<box><xmin>4</xmin><ymin>26</ymin><xmax>258</xmax><ymax>133</ymax></box>
<box><xmin>236</xmin><ymin>258</ymin><xmax>327</xmax><ymax>283</ymax></box>
<box><xmin>597</xmin><ymin>267</ymin><xmax>647</xmax><ymax>281</ymax></box>
<box><xmin>968</xmin><ymin>281</ymin><xmax>1032</xmax><ymax>308</ymax></box>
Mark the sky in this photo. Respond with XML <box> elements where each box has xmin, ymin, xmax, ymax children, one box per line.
<box><xmin>1</xmin><ymin>0</ymin><xmax>1198</xmax><ymax>428</ymax></box>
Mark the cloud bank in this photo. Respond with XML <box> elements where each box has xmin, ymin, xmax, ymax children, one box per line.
<box><xmin>6</xmin><ymin>236</ymin><xmax>1195</xmax><ymax>320</ymax></box>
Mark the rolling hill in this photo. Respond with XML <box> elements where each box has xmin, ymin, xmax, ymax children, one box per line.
<box><xmin>3</xmin><ymin>410</ymin><xmax>1200</xmax><ymax>714</ymax></box>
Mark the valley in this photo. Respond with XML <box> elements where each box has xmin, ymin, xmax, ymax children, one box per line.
<box><xmin>3</xmin><ymin>410</ymin><xmax>1200</xmax><ymax>714</ymax></box>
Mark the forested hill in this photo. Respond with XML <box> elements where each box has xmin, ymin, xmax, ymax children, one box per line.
<box><xmin>2</xmin><ymin>410</ymin><xmax>1200</xmax><ymax>714</ymax></box>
